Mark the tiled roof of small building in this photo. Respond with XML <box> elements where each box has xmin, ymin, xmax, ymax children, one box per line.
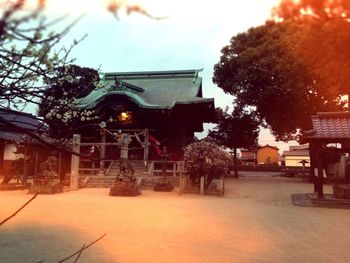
<box><xmin>305</xmin><ymin>112</ymin><xmax>350</xmax><ymax>139</ymax></box>
<box><xmin>0</xmin><ymin>109</ymin><xmax>47</xmax><ymax>142</ymax></box>
<box><xmin>0</xmin><ymin>109</ymin><xmax>46</xmax><ymax>132</ymax></box>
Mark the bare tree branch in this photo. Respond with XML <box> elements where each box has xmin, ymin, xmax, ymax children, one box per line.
<box><xmin>58</xmin><ymin>234</ymin><xmax>107</xmax><ymax>263</ymax></box>
<box><xmin>73</xmin><ymin>244</ymin><xmax>86</xmax><ymax>263</ymax></box>
<box><xmin>0</xmin><ymin>192</ymin><xmax>39</xmax><ymax>226</ymax></box>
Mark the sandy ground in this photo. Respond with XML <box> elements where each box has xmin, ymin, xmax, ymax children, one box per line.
<box><xmin>1</xmin><ymin>176</ymin><xmax>350</xmax><ymax>263</ymax></box>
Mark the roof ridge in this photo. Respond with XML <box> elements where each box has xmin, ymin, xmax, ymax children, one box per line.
<box><xmin>104</xmin><ymin>69</ymin><xmax>202</xmax><ymax>80</ymax></box>
<box><xmin>316</xmin><ymin>112</ymin><xmax>350</xmax><ymax>118</ymax></box>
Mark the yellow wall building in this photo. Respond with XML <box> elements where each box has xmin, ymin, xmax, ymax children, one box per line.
<box><xmin>282</xmin><ymin>145</ymin><xmax>310</xmax><ymax>167</ymax></box>
<box><xmin>256</xmin><ymin>145</ymin><xmax>279</xmax><ymax>165</ymax></box>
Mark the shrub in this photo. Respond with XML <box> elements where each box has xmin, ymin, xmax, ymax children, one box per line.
<box><xmin>183</xmin><ymin>140</ymin><xmax>231</xmax><ymax>188</ymax></box>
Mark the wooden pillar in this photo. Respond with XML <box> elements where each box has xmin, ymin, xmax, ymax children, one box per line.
<box><xmin>309</xmin><ymin>142</ymin><xmax>319</xmax><ymax>192</ymax></box>
<box><xmin>178</xmin><ymin>162</ymin><xmax>185</xmax><ymax>194</ymax></box>
<box><xmin>70</xmin><ymin>134</ymin><xmax>81</xmax><ymax>190</ymax></box>
<box><xmin>143</xmin><ymin>129</ymin><xmax>149</xmax><ymax>162</ymax></box>
<box><xmin>22</xmin><ymin>143</ymin><xmax>28</xmax><ymax>183</ymax></box>
<box><xmin>99</xmin><ymin>133</ymin><xmax>106</xmax><ymax>175</ymax></box>
<box><xmin>120</xmin><ymin>133</ymin><xmax>129</xmax><ymax>159</ymax></box>
<box><xmin>316</xmin><ymin>149</ymin><xmax>324</xmax><ymax>198</ymax></box>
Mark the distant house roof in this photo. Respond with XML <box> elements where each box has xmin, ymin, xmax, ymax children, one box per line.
<box><xmin>0</xmin><ymin>109</ymin><xmax>47</xmax><ymax>142</ymax></box>
<box><xmin>240</xmin><ymin>149</ymin><xmax>254</xmax><ymax>152</ymax></box>
<box><xmin>289</xmin><ymin>145</ymin><xmax>309</xmax><ymax>151</ymax></box>
<box><xmin>258</xmin><ymin>144</ymin><xmax>279</xmax><ymax>150</ymax></box>
<box><xmin>303</xmin><ymin>112</ymin><xmax>350</xmax><ymax>141</ymax></box>
<box><xmin>74</xmin><ymin>69</ymin><xmax>214</xmax><ymax>111</ymax></box>
<box><xmin>282</xmin><ymin>150</ymin><xmax>310</xmax><ymax>157</ymax></box>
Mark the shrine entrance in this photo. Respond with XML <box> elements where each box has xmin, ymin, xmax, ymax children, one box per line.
<box><xmin>74</xmin><ymin>128</ymin><xmax>165</xmax><ymax>177</ymax></box>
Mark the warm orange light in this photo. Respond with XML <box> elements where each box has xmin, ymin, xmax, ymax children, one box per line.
<box><xmin>118</xmin><ymin>111</ymin><xmax>132</xmax><ymax>122</ymax></box>
<box><xmin>273</xmin><ymin>0</ymin><xmax>350</xmax><ymax>20</ymax></box>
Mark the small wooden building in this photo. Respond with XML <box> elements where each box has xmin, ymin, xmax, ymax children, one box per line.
<box><xmin>0</xmin><ymin>109</ymin><xmax>46</xmax><ymax>176</ymax></box>
<box><xmin>301</xmin><ymin>112</ymin><xmax>350</xmax><ymax>198</ymax></box>
<box><xmin>239</xmin><ymin>149</ymin><xmax>256</xmax><ymax>166</ymax></box>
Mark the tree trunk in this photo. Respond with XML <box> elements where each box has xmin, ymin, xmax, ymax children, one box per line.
<box><xmin>233</xmin><ymin>147</ymin><xmax>238</xmax><ymax>178</ymax></box>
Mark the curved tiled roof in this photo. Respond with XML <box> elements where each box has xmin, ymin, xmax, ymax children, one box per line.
<box><xmin>74</xmin><ymin>69</ymin><xmax>214</xmax><ymax>110</ymax></box>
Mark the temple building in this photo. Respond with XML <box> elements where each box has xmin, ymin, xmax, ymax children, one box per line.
<box><xmin>73</xmin><ymin>69</ymin><xmax>215</xmax><ymax>165</ymax></box>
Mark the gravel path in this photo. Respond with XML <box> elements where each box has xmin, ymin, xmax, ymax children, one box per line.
<box><xmin>1</xmin><ymin>177</ymin><xmax>350</xmax><ymax>263</ymax></box>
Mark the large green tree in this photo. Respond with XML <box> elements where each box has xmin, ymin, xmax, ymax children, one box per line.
<box><xmin>213</xmin><ymin>2</ymin><xmax>350</xmax><ymax>141</ymax></box>
<box><xmin>208</xmin><ymin>107</ymin><xmax>259</xmax><ymax>177</ymax></box>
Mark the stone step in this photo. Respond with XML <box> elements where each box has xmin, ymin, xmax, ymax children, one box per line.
<box><xmin>85</xmin><ymin>175</ymin><xmax>162</xmax><ymax>188</ymax></box>
<box><xmin>85</xmin><ymin>176</ymin><xmax>116</xmax><ymax>188</ymax></box>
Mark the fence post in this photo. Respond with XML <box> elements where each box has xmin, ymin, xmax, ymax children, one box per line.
<box><xmin>179</xmin><ymin>173</ymin><xmax>184</xmax><ymax>194</ymax></box>
<box><xmin>200</xmin><ymin>176</ymin><xmax>205</xmax><ymax>195</ymax></box>
<box><xmin>70</xmin><ymin>134</ymin><xmax>81</xmax><ymax>190</ymax></box>
<box><xmin>99</xmin><ymin>133</ymin><xmax>106</xmax><ymax>175</ymax></box>
<box><xmin>218</xmin><ymin>176</ymin><xmax>224</xmax><ymax>197</ymax></box>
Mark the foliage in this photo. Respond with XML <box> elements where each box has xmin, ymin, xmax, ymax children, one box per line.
<box><xmin>208</xmin><ymin>106</ymin><xmax>259</xmax><ymax>177</ymax></box>
<box><xmin>213</xmin><ymin>15</ymin><xmax>350</xmax><ymax>141</ymax></box>
<box><xmin>38</xmin><ymin>64</ymin><xmax>101</xmax><ymax>138</ymax></box>
<box><xmin>0</xmin><ymin>0</ymin><xmax>90</xmax><ymax>151</ymax></box>
<box><xmin>272</xmin><ymin>0</ymin><xmax>350</xmax><ymax>20</ymax></box>
<box><xmin>0</xmin><ymin>1</ymin><xmax>81</xmax><ymax>111</ymax></box>
<box><xmin>208</xmin><ymin>107</ymin><xmax>259</xmax><ymax>150</ymax></box>
<box><xmin>183</xmin><ymin>140</ymin><xmax>231</xmax><ymax>188</ymax></box>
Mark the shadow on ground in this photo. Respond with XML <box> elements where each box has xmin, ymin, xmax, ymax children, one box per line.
<box><xmin>292</xmin><ymin>193</ymin><xmax>350</xmax><ymax>209</ymax></box>
<box><xmin>0</xmin><ymin>223</ymin><xmax>113</xmax><ymax>262</ymax></box>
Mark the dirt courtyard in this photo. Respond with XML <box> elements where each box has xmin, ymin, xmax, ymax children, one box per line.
<box><xmin>1</xmin><ymin>176</ymin><xmax>350</xmax><ymax>263</ymax></box>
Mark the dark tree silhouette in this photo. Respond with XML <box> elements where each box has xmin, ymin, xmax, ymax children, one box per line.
<box><xmin>208</xmin><ymin>107</ymin><xmax>259</xmax><ymax>177</ymax></box>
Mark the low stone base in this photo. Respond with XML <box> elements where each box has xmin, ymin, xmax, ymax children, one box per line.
<box><xmin>0</xmin><ymin>183</ymin><xmax>28</xmax><ymax>191</ymax></box>
<box><xmin>333</xmin><ymin>184</ymin><xmax>350</xmax><ymax>199</ymax></box>
<box><xmin>28</xmin><ymin>184</ymin><xmax>62</xmax><ymax>194</ymax></box>
<box><xmin>109</xmin><ymin>181</ymin><xmax>140</xmax><ymax>196</ymax></box>
<box><xmin>154</xmin><ymin>182</ymin><xmax>174</xmax><ymax>192</ymax></box>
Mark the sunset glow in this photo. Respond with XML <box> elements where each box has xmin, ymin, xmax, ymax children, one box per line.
<box><xmin>4</xmin><ymin>0</ymin><xmax>283</xmax><ymax>25</ymax></box>
<box><xmin>273</xmin><ymin>0</ymin><xmax>350</xmax><ymax>20</ymax></box>
<box><xmin>4</xmin><ymin>0</ymin><xmax>350</xmax><ymax>25</ymax></box>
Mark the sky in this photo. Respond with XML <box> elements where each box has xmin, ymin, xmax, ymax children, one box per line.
<box><xmin>38</xmin><ymin>0</ymin><xmax>297</xmax><ymax>152</ymax></box>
